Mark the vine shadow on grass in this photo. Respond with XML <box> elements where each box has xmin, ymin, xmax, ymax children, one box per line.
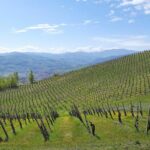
<box><xmin>95</xmin><ymin>134</ymin><xmax>100</xmax><ymax>140</ymax></box>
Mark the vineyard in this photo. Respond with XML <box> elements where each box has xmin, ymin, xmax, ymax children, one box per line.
<box><xmin>0</xmin><ymin>51</ymin><xmax>150</xmax><ymax>150</ymax></box>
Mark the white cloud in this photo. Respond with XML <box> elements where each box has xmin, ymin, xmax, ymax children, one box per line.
<box><xmin>83</xmin><ymin>19</ymin><xmax>100</xmax><ymax>25</ymax></box>
<box><xmin>0</xmin><ymin>45</ymin><xmax>68</xmax><ymax>54</ymax></box>
<box><xmin>1</xmin><ymin>35</ymin><xmax>149</xmax><ymax>53</ymax></box>
<box><xmin>0</xmin><ymin>45</ymin><xmax>41</xmax><ymax>53</ymax></box>
<box><xmin>14</xmin><ymin>23</ymin><xmax>67</xmax><ymax>34</ymax></box>
<box><xmin>108</xmin><ymin>10</ymin><xmax>123</xmax><ymax>22</ymax></box>
<box><xmin>75</xmin><ymin>0</ymin><xmax>150</xmax><ymax>24</ymax></box>
<box><xmin>75</xmin><ymin>46</ymin><xmax>104</xmax><ymax>52</ymax></box>
<box><xmin>48</xmin><ymin>47</ymin><xmax>66</xmax><ymax>53</ymax></box>
<box><xmin>92</xmin><ymin>35</ymin><xmax>150</xmax><ymax>50</ymax></box>
<box><xmin>121</xmin><ymin>0</ymin><xmax>149</xmax><ymax>6</ymax></box>
<box><xmin>0</xmin><ymin>45</ymin><xmax>102</xmax><ymax>53</ymax></box>
<box><xmin>106</xmin><ymin>0</ymin><xmax>150</xmax><ymax>23</ymax></box>
<box><xmin>120</xmin><ymin>0</ymin><xmax>150</xmax><ymax>15</ymax></box>
<box><xmin>144</xmin><ymin>3</ymin><xmax>150</xmax><ymax>14</ymax></box>
<box><xmin>18</xmin><ymin>45</ymin><xmax>40</xmax><ymax>52</ymax></box>
<box><xmin>0</xmin><ymin>47</ymin><xmax>10</xmax><ymax>52</ymax></box>
<box><xmin>14</xmin><ymin>21</ymin><xmax>100</xmax><ymax>34</ymax></box>
<box><xmin>75</xmin><ymin>0</ymin><xmax>112</xmax><ymax>4</ymax></box>
<box><xmin>83</xmin><ymin>20</ymin><xmax>93</xmax><ymax>25</ymax></box>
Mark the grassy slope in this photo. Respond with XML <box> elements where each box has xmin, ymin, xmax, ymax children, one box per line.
<box><xmin>1</xmin><ymin>112</ymin><xmax>150</xmax><ymax>150</ymax></box>
<box><xmin>1</xmin><ymin>51</ymin><xmax>150</xmax><ymax>149</ymax></box>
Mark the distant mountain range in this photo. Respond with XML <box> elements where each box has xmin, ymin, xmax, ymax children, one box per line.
<box><xmin>0</xmin><ymin>49</ymin><xmax>135</xmax><ymax>81</ymax></box>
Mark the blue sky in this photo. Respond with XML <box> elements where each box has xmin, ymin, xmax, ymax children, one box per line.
<box><xmin>0</xmin><ymin>0</ymin><xmax>150</xmax><ymax>53</ymax></box>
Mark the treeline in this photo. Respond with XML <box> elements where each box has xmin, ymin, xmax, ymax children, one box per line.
<box><xmin>0</xmin><ymin>70</ymin><xmax>35</xmax><ymax>91</ymax></box>
<box><xmin>0</xmin><ymin>72</ymin><xmax>19</xmax><ymax>91</ymax></box>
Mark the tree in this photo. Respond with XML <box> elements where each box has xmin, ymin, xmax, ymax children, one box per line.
<box><xmin>9</xmin><ymin>72</ymin><xmax>19</xmax><ymax>88</ymax></box>
<box><xmin>28</xmin><ymin>70</ymin><xmax>34</xmax><ymax>84</ymax></box>
<box><xmin>0</xmin><ymin>72</ymin><xmax>19</xmax><ymax>90</ymax></box>
<box><xmin>14</xmin><ymin>72</ymin><xmax>19</xmax><ymax>84</ymax></box>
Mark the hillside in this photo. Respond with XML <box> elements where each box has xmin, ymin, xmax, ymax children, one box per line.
<box><xmin>0</xmin><ymin>50</ymin><xmax>150</xmax><ymax>150</ymax></box>
<box><xmin>0</xmin><ymin>50</ymin><xmax>149</xmax><ymax>111</ymax></box>
<box><xmin>0</xmin><ymin>49</ymin><xmax>134</xmax><ymax>81</ymax></box>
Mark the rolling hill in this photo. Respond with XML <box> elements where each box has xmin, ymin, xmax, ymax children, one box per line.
<box><xmin>0</xmin><ymin>49</ymin><xmax>134</xmax><ymax>81</ymax></box>
<box><xmin>0</xmin><ymin>50</ymin><xmax>150</xmax><ymax>150</ymax></box>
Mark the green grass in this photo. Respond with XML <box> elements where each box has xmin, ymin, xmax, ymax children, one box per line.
<box><xmin>1</xmin><ymin>110</ymin><xmax>150</xmax><ymax>150</ymax></box>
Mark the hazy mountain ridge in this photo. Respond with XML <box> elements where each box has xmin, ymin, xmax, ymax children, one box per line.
<box><xmin>0</xmin><ymin>49</ymin><xmax>135</xmax><ymax>81</ymax></box>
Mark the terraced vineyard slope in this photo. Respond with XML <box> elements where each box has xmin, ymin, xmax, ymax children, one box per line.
<box><xmin>0</xmin><ymin>50</ymin><xmax>150</xmax><ymax>150</ymax></box>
